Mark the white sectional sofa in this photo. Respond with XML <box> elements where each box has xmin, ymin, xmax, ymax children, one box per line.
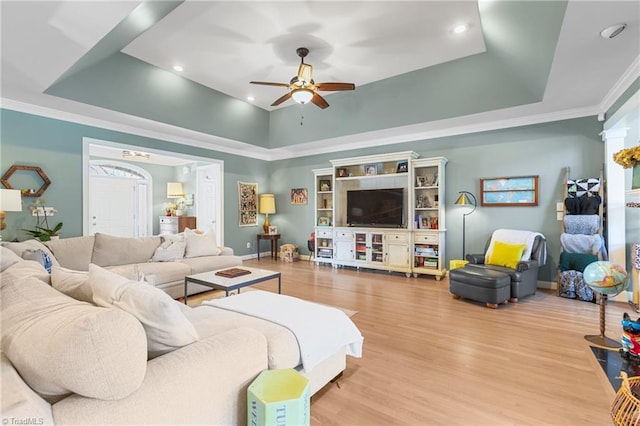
<box><xmin>38</xmin><ymin>231</ymin><xmax>243</xmax><ymax>299</ymax></box>
<box><xmin>0</xmin><ymin>234</ymin><xmax>357</xmax><ymax>425</ymax></box>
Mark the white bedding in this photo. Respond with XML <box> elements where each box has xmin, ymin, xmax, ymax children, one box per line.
<box><xmin>203</xmin><ymin>290</ymin><xmax>363</xmax><ymax>372</ymax></box>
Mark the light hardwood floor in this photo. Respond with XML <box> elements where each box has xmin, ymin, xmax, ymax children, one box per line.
<box><xmin>203</xmin><ymin>258</ymin><xmax>626</xmax><ymax>425</ymax></box>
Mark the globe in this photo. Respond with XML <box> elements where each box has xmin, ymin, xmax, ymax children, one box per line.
<box><xmin>583</xmin><ymin>261</ymin><xmax>629</xmax><ymax>296</ymax></box>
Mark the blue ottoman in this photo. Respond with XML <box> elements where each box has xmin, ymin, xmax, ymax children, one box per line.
<box><xmin>449</xmin><ymin>267</ymin><xmax>511</xmax><ymax>309</ymax></box>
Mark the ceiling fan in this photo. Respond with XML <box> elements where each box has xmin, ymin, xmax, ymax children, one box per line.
<box><xmin>250</xmin><ymin>47</ymin><xmax>355</xmax><ymax>109</ymax></box>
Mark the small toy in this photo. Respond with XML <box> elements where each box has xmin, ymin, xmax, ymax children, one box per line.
<box><xmin>620</xmin><ymin>313</ymin><xmax>640</xmax><ymax>360</ymax></box>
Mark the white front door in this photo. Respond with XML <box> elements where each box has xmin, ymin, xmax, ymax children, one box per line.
<box><xmin>89</xmin><ymin>176</ymin><xmax>136</xmax><ymax>236</ymax></box>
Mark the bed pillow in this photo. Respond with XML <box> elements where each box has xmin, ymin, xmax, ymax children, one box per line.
<box><xmin>89</xmin><ymin>264</ymin><xmax>198</xmax><ymax>358</ymax></box>
<box><xmin>486</xmin><ymin>241</ymin><xmax>527</xmax><ymax>269</ymax></box>
<box><xmin>184</xmin><ymin>228</ymin><xmax>221</xmax><ymax>258</ymax></box>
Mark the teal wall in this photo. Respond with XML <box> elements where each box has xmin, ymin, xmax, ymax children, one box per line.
<box><xmin>270</xmin><ymin>117</ymin><xmax>605</xmax><ymax>282</ymax></box>
<box><xmin>1</xmin><ymin>108</ymin><xmax>605</xmax><ymax>281</ymax></box>
<box><xmin>0</xmin><ymin>109</ymin><xmax>270</xmax><ymax>256</ymax></box>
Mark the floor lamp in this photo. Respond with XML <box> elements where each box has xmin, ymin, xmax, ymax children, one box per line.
<box><xmin>454</xmin><ymin>191</ymin><xmax>477</xmax><ymax>258</ymax></box>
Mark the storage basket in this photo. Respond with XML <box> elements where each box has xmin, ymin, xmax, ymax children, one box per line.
<box><xmin>611</xmin><ymin>371</ymin><xmax>640</xmax><ymax>425</ymax></box>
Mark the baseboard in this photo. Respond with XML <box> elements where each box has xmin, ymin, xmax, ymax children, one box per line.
<box><xmin>537</xmin><ymin>280</ymin><xmax>557</xmax><ymax>290</ymax></box>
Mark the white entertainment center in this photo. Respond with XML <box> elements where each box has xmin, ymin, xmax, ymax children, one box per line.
<box><xmin>312</xmin><ymin>151</ymin><xmax>447</xmax><ymax>279</ymax></box>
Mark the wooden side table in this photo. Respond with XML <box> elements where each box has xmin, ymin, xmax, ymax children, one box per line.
<box><xmin>257</xmin><ymin>234</ymin><xmax>280</xmax><ymax>260</ymax></box>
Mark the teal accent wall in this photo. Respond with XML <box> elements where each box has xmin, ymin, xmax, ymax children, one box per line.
<box><xmin>1</xmin><ymin>108</ymin><xmax>605</xmax><ymax>283</ymax></box>
<box><xmin>0</xmin><ymin>109</ymin><xmax>269</xmax><ymax>256</ymax></box>
<box><xmin>270</xmin><ymin>116</ymin><xmax>604</xmax><ymax>282</ymax></box>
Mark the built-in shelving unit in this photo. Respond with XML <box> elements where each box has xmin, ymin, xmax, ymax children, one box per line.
<box><xmin>311</xmin><ymin>152</ymin><xmax>447</xmax><ymax>278</ymax></box>
<box><xmin>313</xmin><ymin>168</ymin><xmax>334</xmax><ymax>265</ymax></box>
<box><xmin>411</xmin><ymin>157</ymin><xmax>447</xmax><ymax>279</ymax></box>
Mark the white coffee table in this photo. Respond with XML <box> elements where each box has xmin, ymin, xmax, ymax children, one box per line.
<box><xmin>183</xmin><ymin>266</ymin><xmax>281</xmax><ymax>304</ymax></box>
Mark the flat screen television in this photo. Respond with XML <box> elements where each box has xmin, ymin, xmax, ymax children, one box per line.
<box><xmin>346</xmin><ymin>188</ymin><xmax>404</xmax><ymax>228</ymax></box>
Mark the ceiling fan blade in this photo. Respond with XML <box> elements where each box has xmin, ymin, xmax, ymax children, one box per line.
<box><xmin>315</xmin><ymin>82</ymin><xmax>356</xmax><ymax>92</ymax></box>
<box><xmin>297</xmin><ymin>63</ymin><xmax>313</xmax><ymax>83</ymax></box>
<box><xmin>271</xmin><ymin>91</ymin><xmax>293</xmax><ymax>107</ymax></box>
<box><xmin>250</xmin><ymin>81</ymin><xmax>290</xmax><ymax>88</ymax></box>
<box><xmin>311</xmin><ymin>92</ymin><xmax>329</xmax><ymax>109</ymax></box>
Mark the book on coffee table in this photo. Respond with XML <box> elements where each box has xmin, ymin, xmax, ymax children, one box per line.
<box><xmin>215</xmin><ymin>268</ymin><xmax>252</xmax><ymax>278</ymax></box>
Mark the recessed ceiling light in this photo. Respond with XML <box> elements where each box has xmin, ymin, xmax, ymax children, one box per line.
<box><xmin>247</xmin><ymin>96</ymin><xmax>255</xmax><ymax>102</ymax></box>
<box><xmin>453</xmin><ymin>24</ymin><xmax>467</xmax><ymax>34</ymax></box>
<box><xmin>173</xmin><ymin>65</ymin><xmax>183</xmax><ymax>72</ymax></box>
<box><xmin>600</xmin><ymin>23</ymin><xmax>626</xmax><ymax>39</ymax></box>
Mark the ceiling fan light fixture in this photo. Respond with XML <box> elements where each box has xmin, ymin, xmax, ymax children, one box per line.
<box><xmin>291</xmin><ymin>88</ymin><xmax>314</xmax><ymax>104</ymax></box>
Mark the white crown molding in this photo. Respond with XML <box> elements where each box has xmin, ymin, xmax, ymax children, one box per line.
<box><xmin>0</xmin><ymin>97</ymin><xmax>272</xmax><ymax>161</ymax></box>
<box><xmin>599</xmin><ymin>55</ymin><xmax>640</xmax><ymax>117</ymax></box>
<box><xmin>0</xmin><ymin>96</ymin><xmax>600</xmax><ymax>163</ymax></box>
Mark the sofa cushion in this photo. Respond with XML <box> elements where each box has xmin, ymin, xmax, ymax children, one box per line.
<box><xmin>91</xmin><ymin>233</ymin><xmax>161</xmax><ymax>267</ymax></box>
<box><xmin>0</xmin><ymin>246</ymin><xmax>22</xmax><ymax>271</ymax></box>
<box><xmin>2</xmin><ymin>239</ymin><xmax>59</xmax><ymax>268</ymax></box>
<box><xmin>51</xmin><ymin>266</ymin><xmax>93</xmax><ymax>303</ymax></box>
<box><xmin>1</xmin><ymin>273</ymin><xmax>147</xmax><ymax>402</ymax></box>
<box><xmin>486</xmin><ymin>241</ymin><xmax>526</xmax><ymax>269</ymax></box>
<box><xmin>109</xmin><ymin>262</ymin><xmax>191</xmax><ymax>286</ymax></box>
<box><xmin>1</xmin><ymin>353</ymin><xmax>54</xmax><ymax>424</ymax></box>
<box><xmin>183</xmin><ymin>306</ymin><xmax>300</xmax><ymax>370</ymax></box>
<box><xmin>89</xmin><ymin>264</ymin><xmax>199</xmax><ymax>358</ymax></box>
<box><xmin>179</xmin><ymin>255</ymin><xmax>242</xmax><ymax>275</ymax></box>
<box><xmin>44</xmin><ymin>236</ymin><xmax>94</xmax><ymax>271</ymax></box>
<box><xmin>184</xmin><ymin>228</ymin><xmax>221</xmax><ymax>258</ymax></box>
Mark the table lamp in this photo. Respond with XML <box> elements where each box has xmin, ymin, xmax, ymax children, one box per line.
<box><xmin>454</xmin><ymin>190</ymin><xmax>477</xmax><ymax>258</ymax></box>
<box><xmin>259</xmin><ymin>194</ymin><xmax>276</xmax><ymax>234</ymax></box>
<box><xmin>0</xmin><ymin>189</ymin><xmax>22</xmax><ymax>240</ymax></box>
<box><xmin>167</xmin><ymin>182</ymin><xmax>184</xmax><ymax>198</ymax></box>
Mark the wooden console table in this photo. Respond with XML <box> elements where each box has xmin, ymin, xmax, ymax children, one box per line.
<box><xmin>257</xmin><ymin>234</ymin><xmax>280</xmax><ymax>260</ymax></box>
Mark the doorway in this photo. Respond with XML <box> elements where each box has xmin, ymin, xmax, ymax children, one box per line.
<box><xmin>82</xmin><ymin>137</ymin><xmax>224</xmax><ymax>243</ymax></box>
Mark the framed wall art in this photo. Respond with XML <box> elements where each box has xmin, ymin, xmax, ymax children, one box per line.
<box><xmin>238</xmin><ymin>181</ymin><xmax>258</xmax><ymax>226</ymax></box>
<box><xmin>480</xmin><ymin>175</ymin><xmax>539</xmax><ymax>206</ymax></box>
<box><xmin>291</xmin><ymin>188</ymin><xmax>308</xmax><ymax>205</ymax></box>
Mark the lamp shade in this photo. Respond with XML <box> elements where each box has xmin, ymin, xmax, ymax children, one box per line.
<box><xmin>455</xmin><ymin>192</ymin><xmax>474</xmax><ymax>206</ymax></box>
<box><xmin>167</xmin><ymin>182</ymin><xmax>184</xmax><ymax>198</ymax></box>
<box><xmin>0</xmin><ymin>189</ymin><xmax>22</xmax><ymax>212</ymax></box>
<box><xmin>259</xmin><ymin>194</ymin><xmax>276</xmax><ymax>214</ymax></box>
<box><xmin>291</xmin><ymin>88</ymin><xmax>314</xmax><ymax>104</ymax></box>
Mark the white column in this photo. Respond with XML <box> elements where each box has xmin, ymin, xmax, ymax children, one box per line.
<box><xmin>602</xmin><ymin>127</ymin><xmax>629</xmax><ymax>301</ymax></box>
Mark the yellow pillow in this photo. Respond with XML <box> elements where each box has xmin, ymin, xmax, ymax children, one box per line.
<box><xmin>487</xmin><ymin>241</ymin><xmax>527</xmax><ymax>269</ymax></box>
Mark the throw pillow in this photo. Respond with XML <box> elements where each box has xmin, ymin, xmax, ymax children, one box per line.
<box><xmin>1</xmin><ymin>239</ymin><xmax>60</xmax><ymax>268</ymax></box>
<box><xmin>486</xmin><ymin>241</ymin><xmax>527</xmax><ymax>269</ymax></box>
<box><xmin>21</xmin><ymin>249</ymin><xmax>53</xmax><ymax>273</ymax></box>
<box><xmin>51</xmin><ymin>266</ymin><xmax>93</xmax><ymax>303</ymax></box>
<box><xmin>1</xmin><ymin>246</ymin><xmax>22</xmax><ymax>272</ymax></box>
<box><xmin>1</xmin><ymin>275</ymin><xmax>147</xmax><ymax>402</ymax></box>
<box><xmin>89</xmin><ymin>264</ymin><xmax>199</xmax><ymax>358</ymax></box>
<box><xmin>184</xmin><ymin>228</ymin><xmax>221</xmax><ymax>258</ymax></box>
<box><xmin>152</xmin><ymin>235</ymin><xmax>186</xmax><ymax>262</ymax></box>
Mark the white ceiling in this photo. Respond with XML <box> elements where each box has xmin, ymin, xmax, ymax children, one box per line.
<box><xmin>1</xmin><ymin>1</ymin><xmax>639</xmax><ymax>160</ymax></box>
<box><xmin>122</xmin><ymin>1</ymin><xmax>486</xmax><ymax>110</ymax></box>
